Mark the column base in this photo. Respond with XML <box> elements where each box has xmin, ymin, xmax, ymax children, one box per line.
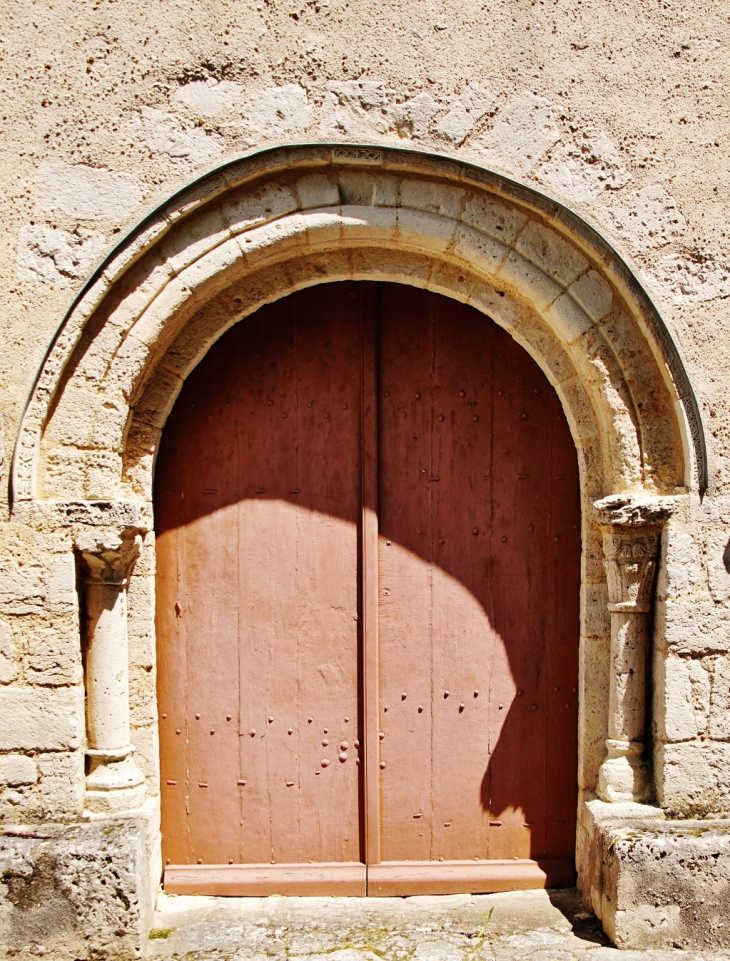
<box><xmin>597</xmin><ymin>739</ymin><xmax>652</xmax><ymax>803</ymax></box>
<box><xmin>85</xmin><ymin>748</ymin><xmax>146</xmax><ymax>814</ymax></box>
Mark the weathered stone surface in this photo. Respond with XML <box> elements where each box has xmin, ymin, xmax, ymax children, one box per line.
<box><xmin>609</xmin><ymin>185</ymin><xmax>686</xmax><ymax>251</ymax></box>
<box><xmin>243</xmin><ymin>84</ymin><xmax>314</xmax><ymax>138</ymax></box>
<box><xmin>599</xmin><ymin>820</ymin><xmax>730</xmax><ymax>950</ymax></box>
<box><xmin>0</xmin><ymin>820</ymin><xmax>150</xmax><ymax>960</ymax></box>
<box><xmin>35</xmin><ymin>163</ymin><xmax>146</xmax><ymax>223</ymax></box>
<box><xmin>539</xmin><ymin>132</ymin><xmax>631</xmax><ymax>202</ymax></box>
<box><xmin>474</xmin><ymin>92</ymin><xmax>561</xmax><ymax>174</ymax></box>
<box><xmin>0</xmin><ymin>619</ymin><xmax>18</xmax><ymax>685</ymax></box>
<box><xmin>0</xmin><ymin>756</ymin><xmax>37</xmax><ymax>786</ymax></box>
<box><xmin>147</xmin><ymin>886</ymin><xmax>730</xmax><ymax>959</ymax></box>
<box><xmin>16</xmin><ymin>224</ymin><xmax>107</xmax><ymax>286</ymax></box>
<box><xmin>0</xmin><ymin>688</ymin><xmax>83</xmax><ymax>752</ymax></box>
<box><xmin>172</xmin><ymin>78</ymin><xmax>244</xmax><ymax>117</ymax></box>
<box><xmin>134</xmin><ymin>107</ymin><xmax>224</xmax><ymax>166</ymax></box>
<box><xmin>434</xmin><ymin>83</ymin><xmax>494</xmax><ymax>144</ymax></box>
<box><xmin>656</xmin><ymin>741</ymin><xmax>730</xmax><ymax>817</ymax></box>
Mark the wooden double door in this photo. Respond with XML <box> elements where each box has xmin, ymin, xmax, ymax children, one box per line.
<box><xmin>155</xmin><ymin>282</ymin><xmax>580</xmax><ymax>896</ymax></box>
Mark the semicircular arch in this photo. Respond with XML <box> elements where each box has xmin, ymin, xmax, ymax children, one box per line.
<box><xmin>11</xmin><ymin>144</ymin><xmax>702</xmax><ymax>507</ymax></box>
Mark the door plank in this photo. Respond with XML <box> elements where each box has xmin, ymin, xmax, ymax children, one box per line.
<box><xmin>156</xmin><ymin>282</ymin><xmax>364</xmax><ymax>870</ymax></box>
<box><xmin>376</xmin><ymin>284</ymin><xmax>580</xmax><ymax>867</ymax></box>
<box><xmin>360</xmin><ymin>283</ymin><xmax>381</xmax><ymax>866</ymax></box>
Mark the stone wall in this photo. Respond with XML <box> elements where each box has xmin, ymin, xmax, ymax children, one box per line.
<box><xmin>1</xmin><ymin>0</ymin><xmax>730</xmax><ymax>954</ymax></box>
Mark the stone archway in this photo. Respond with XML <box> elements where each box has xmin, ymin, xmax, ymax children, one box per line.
<box><xmin>9</xmin><ymin>143</ymin><xmax>702</xmax><ymax>925</ymax></box>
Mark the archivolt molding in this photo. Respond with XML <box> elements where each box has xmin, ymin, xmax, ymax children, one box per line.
<box><xmin>11</xmin><ymin>143</ymin><xmax>700</xmax><ymax>506</ymax></box>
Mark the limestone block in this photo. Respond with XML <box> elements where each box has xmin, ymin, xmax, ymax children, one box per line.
<box><xmin>160</xmin><ymin>207</ymin><xmax>231</xmax><ymax>277</ymax></box>
<box><xmin>178</xmin><ymin>235</ymin><xmax>246</xmax><ymax>297</ymax></box>
<box><xmin>473</xmin><ymin>92</ymin><xmax>561</xmax><ymax>175</ymax></box>
<box><xmin>339</xmin><ymin>205</ymin><xmax>398</xmax><ymax>244</ymax></box>
<box><xmin>610</xmin><ymin>185</ymin><xmax>687</xmax><ymax>251</ymax></box>
<box><xmin>399</xmin><ymin>180</ymin><xmax>465</xmax><ymax>219</ymax></box>
<box><xmin>708</xmin><ymin>528</ymin><xmax>730</xmax><ymax>602</ymax></box>
<box><xmin>243</xmin><ymin>83</ymin><xmax>314</xmax><ymax>137</ymax></box>
<box><xmin>0</xmin><ymin>755</ymin><xmax>38</xmax><ymax>786</ymax></box>
<box><xmin>650</xmin><ymin>254</ymin><xmax>730</xmax><ymax>306</ymax></box>
<box><xmin>130</xmin><ymin>724</ymin><xmax>160</xmax><ymax>796</ymax></box>
<box><xmin>16</xmin><ymin>224</ymin><xmax>107</xmax><ymax>287</ymax></box>
<box><xmin>656</xmin><ymin>597</ymin><xmax>730</xmax><ymax>655</ymax></box>
<box><xmin>129</xmin><ymin>662</ymin><xmax>157</xmax><ymax>728</ymax></box>
<box><xmin>390</xmin><ymin>91</ymin><xmax>440</xmax><ymax>140</ymax></box>
<box><xmin>656</xmin><ymin>741</ymin><xmax>730</xmax><ymax>816</ymax></box>
<box><xmin>687</xmin><ymin>659</ymin><xmax>711</xmax><ymax>737</ymax></box>
<box><xmin>496</xmin><ymin>252</ymin><xmax>563</xmax><ymax>311</ymax></box>
<box><xmin>319</xmin><ymin>79</ymin><xmax>396</xmax><ymax>138</ymax></box>
<box><xmin>298</xmin><ymin>209</ymin><xmax>347</xmax><ymax>249</ymax></box>
<box><xmin>0</xmin><ymin>559</ymin><xmax>45</xmax><ymax>614</ymax></box>
<box><xmin>236</xmin><ymin>214</ymin><xmax>310</xmax><ymax>262</ymax></box>
<box><xmin>222</xmin><ymin>182</ymin><xmax>298</xmax><ymax>234</ymax></box>
<box><xmin>131</xmin><ymin>275</ymin><xmax>194</xmax><ymax>350</ymax></box>
<box><xmin>46</xmin><ymin>385</ymin><xmax>100</xmax><ymax>451</ymax></box>
<box><xmin>35</xmin><ymin>162</ymin><xmax>146</xmax><ymax>223</ymax></box>
<box><xmin>434</xmin><ymin>83</ymin><xmax>494</xmax><ymax>145</ymax></box>
<box><xmin>509</xmin><ymin>310</ymin><xmax>575</xmax><ymax>387</ymax></box>
<box><xmin>581</xmin><ymin>583</ymin><xmax>610</xmax><ymax>639</ymax></box>
<box><xmin>595</xmin><ymin>818</ymin><xmax>730</xmax><ymax>949</ymax></box>
<box><xmin>37</xmin><ymin>752</ymin><xmax>85</xmax><ymax>815</ymax></box>
<box><xmin>134</xmin><ymin>107</ymin><xmax>224</xmax><ymax>166</ymax></box>
<box><xmin>103</xmin><ymin>333</ymin><xmax>152</xmax><ymax>405</ymax></box>
<box><xmin>460</xmin><ymin>194</ymin><xmax>526</xmax><ymax>244</ymax></box>
<box><xmin>466</xmin><ymin>284</ymin><xmax>527</xmax><ymax>335</ymax></box>
<box><xmin>0</xmin><ymin>688</ymin><xmax>83</xmax><ymax>752</ymax></box>
<box><xmin>655</xmin><ymin>655</ymin><xmax>700</xmax><ymax>742</ymax></box>
<box><xmin>105</xmin><ymin>255</ymin><xmax>176</xmax><ymax>336</ymax></box>
<box><xmin>656</xmin><ymin>528</ymin><xmax>704</xmax><ymax>600</ymax></box>
<box><xmin>514</xmin><ymin>221</ymin><xmax>589</xmax><ymax>287</ymax></box>
<box><xmin>0</xmin><ymin>820</ymin><xmax>151</xmax><ymax>959</ymax></box>
<box><xmin>568</xmin><ymin>270</ymin><xmax>614</xmax><ymax>323</ymax></box>
<box><xmin>396</xmin><ymin>207</ymin><xmax>457</xmax><ymax>254</ymax></box>
<box><xmin>296</xmin><ymin>173</ymin><xmax>339</xmax><ymax>210</ymax></box>
<box><xmin>544</xmin><ymin>293</ymin><xmax>594</xmax><ymax>345</ymax></box>
<box><xmin>452</xmin><ymin>223</ymin><xmax>509</xmax><ymax>280</ymax></box>
<box><xmin>24</xmin><ymin>618</ymin><xmax>82</xmax><ymax>687</ymax></box>
<box><xmin>539</xmin><ymin>132</ymin><xmax>631</xmax><ymax>203</ymax></box>
<box><xmin>336</xmin><ymin>170</ymin><xmax>398</xmax><ymax>207</ymax></box>
<box><xmin>347</xmin><ymin>248</ymin><xmax>433</xmax><ymax>289</ymax></box>
<box><xmin>553</xmin><ymin>376</ymin><xmax>600</xmax><ymax>441</ymax></box>
<box><xmin>127</xmin><ymin>575</ymin><xmax>155</xmax><ymax>669</ymax></box>
<box><xmin>426</xmin><ymin>261</ymin><xmax>476</xmax><ymax>304</ymax></box>
<box><xmin>710</xmin><ymin>655</ymin><xmax>730</xmax><ymax>740</ymax></box>
<box><xmin>580</xmin><ymin>634</ymin><xmax>611</xmax><ymax>789</ymax></box>
<box><xmin>172</xmin><ymin>78</ymin><xmax>243</xmax><ymax>117</ymax></box>
<box><xmin>0</xmin><ymin>619</ymin><xmax>18</xmax><ymax>684</ymax></box>
<box><xmin>46</xmin><ymin>555</ymin><xmax>78</xmax><ymax>611</ymax></box>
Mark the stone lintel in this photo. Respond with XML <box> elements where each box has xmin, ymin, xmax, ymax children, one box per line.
<box><xmin>12</xmin><ymin>498</ymin><xmax>153</xmax><ymax>532</ymax></box>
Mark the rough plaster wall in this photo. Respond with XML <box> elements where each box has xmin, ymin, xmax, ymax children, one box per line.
<box><xmin>0</xmin><ymin>0</ymin><xmax>729</xmax><ymax>821</ymax></box>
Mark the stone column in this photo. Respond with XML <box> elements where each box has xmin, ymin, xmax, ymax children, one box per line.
<box><xmin>76</xmin><ymin>528</ymin><xmax>146</xmax><ymax>812</ymax></box>
<box><xmin>595</xmin><ymin>496</ymin><xmax>673</xmax><ymax>803</ymax></box>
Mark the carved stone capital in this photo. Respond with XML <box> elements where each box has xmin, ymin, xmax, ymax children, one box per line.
<box><xmin>76</xmin><ymin>528</ymin><xmax>142</xmax><ymax>586</ymax></box>
<box><xmin>601</xmin><ymin>527</ymin><xmax>661</xmax><ymax>613</ymax></box>
<box><xmin>594</xmin><ymin>495</ymin><xmax>673</xmax><ymax>613</ymax></box>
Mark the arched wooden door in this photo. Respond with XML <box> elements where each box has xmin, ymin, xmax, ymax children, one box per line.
<box><xmin>155</xmin><ymin>282</ymin><xmax>581</xmax><ymax>896</ymax></box>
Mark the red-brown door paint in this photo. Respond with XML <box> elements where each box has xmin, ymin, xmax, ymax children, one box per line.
<box><xmin>155</xmin><ymin>282</ymin><xmax>580</xmax><ymax>896</ymax></box>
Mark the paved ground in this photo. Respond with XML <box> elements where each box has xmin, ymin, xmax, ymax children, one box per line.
<box><xmin>148</xmin><ymin>890</ymin><xmax>730</xmax><ymax>960</ymax></box>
